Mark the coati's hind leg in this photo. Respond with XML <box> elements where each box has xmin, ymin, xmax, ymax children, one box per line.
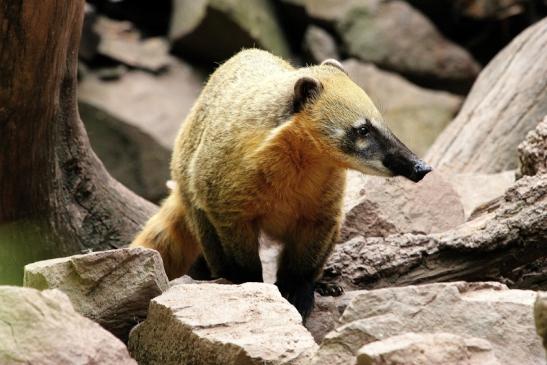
<box><xmin>276</xmin><ymin>218</ymin><xmax>339</xmax><ymax>320</ymax></box>
<box><xmin>190</xmin><ymin>209</ymin><xmax>263</xmax><ymax>283</ymax></box>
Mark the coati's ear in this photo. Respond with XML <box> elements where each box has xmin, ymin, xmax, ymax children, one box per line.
<box><xmin>293</xmin><ymin>76</ymin><xmax>323</xmax><ymax>112</ymax></box>
<box><xmin>321</xmin><ymin>59</ymin><xmax>347</xmax><ymax>75</ymax></box>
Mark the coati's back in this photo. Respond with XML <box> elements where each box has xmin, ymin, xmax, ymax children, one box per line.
<box><xmin>171</xmin><ymin>49</ymin><xmax>298</xmax><ymax>191</ymax></box>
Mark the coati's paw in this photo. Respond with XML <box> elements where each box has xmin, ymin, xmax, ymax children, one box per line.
<box><xmin>275</xmin><ymin>278</ymin><xmax>315</xmax><ymax>321</ymax></box>
<box><xmin>315</xmin><ymin>281</ymin><xmax>344</xmax><ymax>297</ymax></box>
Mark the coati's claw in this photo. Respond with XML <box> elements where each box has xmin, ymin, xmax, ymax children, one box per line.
<box><xmin>315</xmin><ymin>281</ymin><xmax>344</xmax><ymax>297</ymax></box>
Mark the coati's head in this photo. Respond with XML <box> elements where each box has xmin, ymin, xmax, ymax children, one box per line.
<box><xmin>292</xmin><ymin>59</ymin><xmax>432</xmax><ymax>182</ymax></box>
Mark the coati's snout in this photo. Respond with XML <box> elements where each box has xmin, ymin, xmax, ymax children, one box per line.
<box><xmin>383</xmin><ymin>152</ymin><xmax>432</xmax><ymax>182</ymax></box>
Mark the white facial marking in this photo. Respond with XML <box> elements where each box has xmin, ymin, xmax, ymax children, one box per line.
<box><xmin>356</xmin><ymin>139</ymin><xmax>368</xmax><ymax>150</ymax></box>
<box><xmin>352</xmin><ymin>118</ymin><xmax>364</xmax><ymax>128</ymax></box>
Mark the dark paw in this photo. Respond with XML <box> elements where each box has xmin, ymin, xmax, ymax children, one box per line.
<box><xmin>275</xmin><ymin>279</ymin><xmax>315</xmax><ymax>321</ymax></box>
<box><xmin>315</xmin><ymin>281</ymin><xmax>344</xmax><ymax>297</ymax></box>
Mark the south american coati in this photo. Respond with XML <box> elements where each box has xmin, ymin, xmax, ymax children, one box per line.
<box><xmin>131</xmin><ymin>49</ymin><xmax>432</xmax><ymax>319</ymax></box>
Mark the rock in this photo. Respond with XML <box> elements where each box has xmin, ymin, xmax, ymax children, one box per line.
<box><xmin>356</xmin><ymin>332</ymin><xmax>500</xmax><ymax>365</ymax></box>
<box><xmin>342</xmin><ymin>171</ymin><xmax>465</xmax><ymax>240</ymax></box>
<box><xmin>336</xmin><ymin>1</ymin><xmax>481</xmax><ymax>92</ymax></box>
<box><xmin>518</xmin><ymin>116</ymin><xmax>547</xmax><ymax>178</ymax></box>
<box><xmin>306</xmin><ymin>292</ymin><xmax>360</xmax><ymax>343</ymax></box>
<box><xmin>305</xmin><ymin>0</ymin><xmax>375</xmax><ymax>23</ymax></box>
<box><xmin>0</xmin><ymin>286</ymin><xmax>136</xmax><ymax>365</ymax></box>
<box><xmin>449</xmin><ymin>170</ymin><xmax>515</xmax><ymax>219</ymax></box>
<box><xmin>80</xmin><ymin>102</ymin><xmax>171</xmax><ymax>203</ymax></box>
<box><xmin>343</xmin><ymin>59</ymin><xmax>462</xmax><ymax>156</ymax></box>
<box><xmin>325</xmin><ymin>173</ymin><xmax>547</xmax><ymax>291</ymax></box>
<box><xmin>169</xmin><ymin>0</ymin><xmax>291</xmax><ymax>64</ymax></box>
<box><xmin>24</xmin><ymin>248</ymin><xmax>168</xmax><ymax>342</ymax></box>
<box><xmin>535</xmin><ymin>291</ymin><xmax>547</xmax><ymax>353</ymax></box>
<box><xmin>426</xmin><ymin>17</ymin><xmax>547</xmax><ymax>173</ymax></box>
<box><xmin>92</xmin><ymin>16</ymin><xmax>171</xmax><ymax>73</ymax></box>
<box><xmin>303</xmin><ymin>25</ymin><xmax>340</xmax><ymax>63</ymax></box>
<box><xmin>79</xmin><ymin>58</ymin><xmax>203</xmax><ymax>149</ymax></box>
<box><xmin>128</xmin><ymin>283</ymin><xmax>317</xmax><ymax>364</ymax></box>
<box><xmin>312</xmin><ymin>282</ymin><xmax>543</xmax><ymax>365</ymax></box>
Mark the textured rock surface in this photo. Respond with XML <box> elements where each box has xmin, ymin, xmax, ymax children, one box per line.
<box><xmin>449</xmin><ymin>170</ymin><xmax>515</xmax><ymax>219</ymax></box>
<box><xmin>0</xmin><ymin>286</ymin><xmax>136</xmax><ymax>365</ymax></box>
<box><xmin>342</xmin><ymin>171</ymin><xmax>465</xmax><ymax>240</ymax></box>
<box><xmin>80</xmin><ymin>102</ymin><xmax>171</xmax><ymax>203</ymax></box>
<box><xmin>356</xmin><ymin>332</ymin><xmax>500</xmax><ymax>365</ymax></box>
<box><xmin>337</xmin><ymin>1</ymin><xmax>480</xmax><ymax>91</ymax></box>
<box><xmin>328</xmin><ymin>174</ymin><xmax>547</xmax><ymax>290</ymax></box>
<box><xmin>79</xmin><ymin>58</ymin><xmax>203</xmax><ymax>149</ymax></box>
<box><xmin>343</xmin><ymin>59</ymin><xmax>462</xmax><ymax>156</ymax></box>
<box><xmin>24</xmin><ymin>248</ymin><xmax>168</xmax><ymax>341</ymax></box>
<box><xmin>312</xmin><ymin>282</ymin><xmax>543</xmax><ymax>365</ymax></box>
<box><xmin>128</xmin><ymin>283</ymin><xmax>317</xmax><ymax>364</ymax></box>
<box><xmin>518</xmin><ymin>116</ymin><xmax>547</xmax><ymax>178</ymax></box>
<box><xmin>303</xmin><ymin>25</ymin><xmax>340</xmax><ymax>63</ymax></box>
<box><xmin>426</xmin><ymin>18</ymin><xmax>547</xmax><ymax>173</ymax></box>
<box><xmin>92</xmin><ymin>16</ymin><xmax>171</xmax><ymax>72</ymax></box>
<box><xmin>306</xmin><ymin>291</ymin><xmax>360</xmax><ymax>343</ymax></box>
<box><xmin>535</xmin><ymin>291</ymin><xmax>547</xmax><ymax>353</ymax></box>
<box><xmin>170</xmin><ymin>0</ymin><xmax>290</xmax><ymax>63</ymax></box>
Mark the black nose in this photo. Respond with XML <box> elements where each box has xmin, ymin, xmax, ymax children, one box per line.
<box><xmin>410</xmin><ymin>160</ymin><xmax>432</xmax><ymax>182</ymax></box>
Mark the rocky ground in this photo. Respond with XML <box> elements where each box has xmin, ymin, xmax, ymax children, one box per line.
<box><xmin>1</xmin><ymin>0</ymin><xmax>547</xmax><ymax>364</ymax></box>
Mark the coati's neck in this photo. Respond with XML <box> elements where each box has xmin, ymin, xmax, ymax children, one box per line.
<box><xmin>252</xmin><ymin>115</ymin><xmax>343</xmax><ymax>191</ymax></box>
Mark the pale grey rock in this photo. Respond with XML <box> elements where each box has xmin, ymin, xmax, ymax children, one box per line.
<box><xmin>312</xmin><ymin>282</ymin><xmax>543</xmax><ymax>365</ymax></box>
<box><xmin>0</xmin><ymin>286</ymin><xmax>136</xmax><ymax>365</ymax></box>
<box><xmin>128</xmin><ymin>283</ymin><xmax>318</xmax><ymax>364</ymax></box>
<box><xmin>24</xmin><ymin>248</ymin><xmax>168</xmax><ymax>341</ymax></box>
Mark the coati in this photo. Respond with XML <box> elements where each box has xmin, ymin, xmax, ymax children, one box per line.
<box><xmin>131</xmin><ymin>49</ymin><xmax>431</xmax><ymax>319</ymax></box>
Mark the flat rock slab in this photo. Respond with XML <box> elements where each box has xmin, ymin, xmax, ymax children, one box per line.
<box><xmin>312</xmin><ymin>282</ymin><xmax>544</xmax><ymax>365</ymax></box>
<box><xmin>0</xmin><ymin>286</ymin><xmax>136</xmax><ymax>365</ymax></box>
<box><xmin>357</xmin><ymin>332</ymin><xmax>500</xmax><ymax>365</ymax></box>
<box><xmin>129</xmin><ymin>283</ymin><xmax>317</xmax><ymax>364</ymax></box>
<box><xmin>24</xmin><ymin>247</ymin><xmax>168</xmax><ymax>341</ymax></box>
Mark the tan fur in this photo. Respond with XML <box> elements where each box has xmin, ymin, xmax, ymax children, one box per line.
<box><xmin>131</xmin><ymin>49</ymin><xmax>386</xmax><ymax>281</ymax></box>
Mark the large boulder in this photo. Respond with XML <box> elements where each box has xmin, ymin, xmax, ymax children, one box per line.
<box><xmin>24</xmin><ymin>248</ymin><xmax>168</xmax><ymax>342</ymax></box>
<box><xmin>80</xmin><ymin>102</ymin><xmax>171</xmax><ymax>203</ymax></box>
<box><xmin>342</xmin><ymin>171</ymin><xmax>465</xmax><ymax>240</ymax></box>
<box><xmin>356</xmin><ymin>332</ymin><xmax>500</xmax><ymax>365</ymax></box>
<box><xmin>335</xmin><ymin>0</ymin><xmax>480</xmax><ymax>92</ymax></box>
<box><xmin>169</xmin><ymin>0</ymin><xmax>291</xmax><ymax>64</ymax></box>
<box><xmin>312</xmin><ymin>282</ymin><xmax>543</xmax><ymax>365</ymax></box>
<box><xmin>343</xmin><ymin>59</ymin><xmax>462</xmax><ymax>156</ymax></box>
<box><xmin>79</xmin><ymin>58</ymin><xmax>203</xmax><ymax>149</ymax></box>
<box><xmin>0</xmin><ymin>286</ymin><xmax>136</xmax><ymax>364</ymax></box>
<box><xmin>426</xmin><ymin>18</ymin><xmax>547</xmax><ymax>173</ymax></box>
<box><xmin>326</xmin><ymin>173</ymin><xmax>547</xmax><ymax>291</ymax></box>
<box><xmin>128</xmin><ymin>283</ymin><xmax>317</xmax><ymax>364</ymax></box>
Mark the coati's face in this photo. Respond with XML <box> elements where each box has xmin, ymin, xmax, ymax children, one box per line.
<box><xmin>294</xmin><ymin>60</ymin><xmax>432</xmax><ymax>182</ymax></box>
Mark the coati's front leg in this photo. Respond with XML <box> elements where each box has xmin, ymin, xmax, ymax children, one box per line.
<box><xmin>276</xmin><ymin>217</ymin><xmax>339</xmax><ymax>320</ymax></box>
<box><xmin>191</xmin><ymin>207</ymin><xmax>263</xmax><ymax>283</ymax></box>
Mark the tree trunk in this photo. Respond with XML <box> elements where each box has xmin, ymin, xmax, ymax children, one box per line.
<box><xmin>425</xmin><ymin>17</ymin><xmax>547</xmax><ymax>173</ymax></box>
<box><xmin>0</xmin><ymin>1</ymin><xmax>157</xmax><ymax>284</ymax></box>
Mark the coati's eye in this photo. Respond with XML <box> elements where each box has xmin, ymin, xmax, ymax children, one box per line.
<box><xmin>356</xmin><ymin>125</ymin><xmax>369</xmax><ymax>137</ymax></box>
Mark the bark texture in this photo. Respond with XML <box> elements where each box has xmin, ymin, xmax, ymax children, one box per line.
<box><xmin>0</xmin><ymin>1</ymin><xmax>156</xmax><ymax>284</ymax></box>
<box><xmin>323</xmin><ymin>173</ymin><xmax>547</xmax><ymax>291</ymax></box>
<box><xmin>426</xmin><ymin>17</ymin><xmax>547</xmax><ymax>173</ymax></box>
